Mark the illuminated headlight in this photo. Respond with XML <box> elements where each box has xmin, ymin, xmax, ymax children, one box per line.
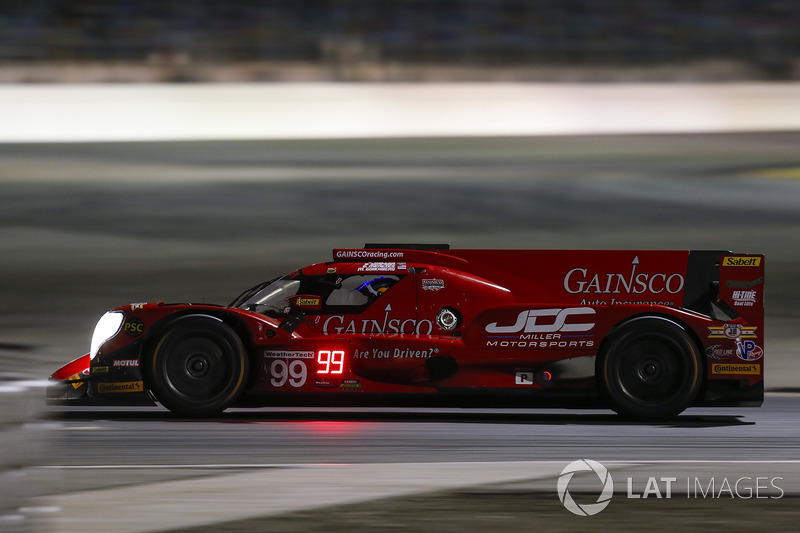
<box><xmin>90</xmin><ymin>311</ymin><xmax>124</xmax><ymax>360</ymax></box>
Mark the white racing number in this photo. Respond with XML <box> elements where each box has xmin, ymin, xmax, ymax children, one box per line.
<box><xmin>269</xmin><ymin>359</ymin><xmax>308</xmax><ymax>388</ymax></box>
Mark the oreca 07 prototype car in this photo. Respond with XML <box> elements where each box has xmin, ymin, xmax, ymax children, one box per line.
<box><xmin>48</xmin><ymin>245</ymin><xmax>764</xmax><ymax>420</ymax></box>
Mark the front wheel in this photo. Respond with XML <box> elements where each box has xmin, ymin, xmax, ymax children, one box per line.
<box><xmin>599</xmin><ymin>318</ymin><xmax>703</xmax><ymax>421</ymax></box>
<box><xmin>147</xmin><ymin>317</ymin><xmax>248</xmax><ymax>417</ymax></box>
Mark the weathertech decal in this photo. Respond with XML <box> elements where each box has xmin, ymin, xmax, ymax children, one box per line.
<box><xmin>98</xmin><ymin>381</ymin><xmax>144</xmax><ymax>393</ymax></box>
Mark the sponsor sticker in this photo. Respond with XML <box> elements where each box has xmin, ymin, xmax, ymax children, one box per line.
<box><xmin>736</xmin><ymin>341</ymin><xmax>764</xmax><ymax>361</ymax></box>
<box><xmin>711</xmin><ymin>363</ymin><xmax>760</xmax><ymax>375</ymax></box>
<box><xmin>123</xmin><ymin>317</ymin><xmax>145</xmax><ymax>337</ymax></box>
<box><xmin>358</xmin><ymin>262</ymin><xmax>396</xmax><ymax>272</ymax></box>
<box><xmin>563</xmin><ymin>256</ymin><xmax>685</xmax><ymax>296</ymax></box>
<box><xmin>705</xmin><ymin>345</ymin><xmax>736</xmax><ymax>361</ymax></box>
<box><xmin>708</xmin><ymin>324</ymin><xmax>757</xmax><ymax>339</ymax></box>
<box><xmin>722</xmin><ymin>256</ymin><xmax>761</xmax><ymax>267</ymax></box>
<box><xmin>92</xmin><ymin>366</ymin><xmax>109</xmax><ymax>374</ymax></box>
<box><xmin>98</xmin><ymin>381</ymin><xmax>144</xmax><ymax>393</ymax></box>
<box><xmin>296</xmin><ymin>297</ymin><xmax>321</xmax><ymax>307</ymax></box>
<box><xmin>422</xmin><ymin>278</ymin><xmax>445</xmax><ymax>291</ymax></box>
<box><xmin>732</xmin><ymin>290</ymin><xmax>757</xmax><ymax>307</ymax></box>
<box><xmin>315</xmin><ymin>379</ymin><xmax>338</xmax><ymax>389</ymax></box>
<box><xmin>112</xmin><ymin>359</ymin><xmax>140</xmax><ymax>368</ymax></box>
<box><xmin>264</xmin><ymin>350</ymin><xmax>315</xmax><ymax>359</ymax></box>
<box><xmin>340</xmin><ymin>379</ymin><xmax>361</xmax><ymax>391</ymax></box>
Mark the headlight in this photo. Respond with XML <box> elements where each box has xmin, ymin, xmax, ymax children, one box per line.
<box><xmin>90</xmin><ymin>311</ymin><xmax>124</xmax><ymax>360</ymax></box>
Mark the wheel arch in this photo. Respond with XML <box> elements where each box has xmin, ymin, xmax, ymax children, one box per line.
<box><xmin>140</xmin><ymin>310</ymin><xmax>257</xmax><ymax>390</ymax></box>
<box><xmin>596</xmin><ymin>312</ymin><xmax>708</xmax><ymax>400</ymax></box>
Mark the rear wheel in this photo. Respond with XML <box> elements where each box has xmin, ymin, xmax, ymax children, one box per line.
<box><xmin>147</xmin><ymin>317</ymin><xmax>248</xmax><ymax>417</ymax></box>
<box><xmin>599</xmin><ymin>318</ymin><xmax>702</xmax><ymax>421</ymax></box>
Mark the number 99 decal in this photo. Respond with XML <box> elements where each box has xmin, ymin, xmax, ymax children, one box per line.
<box><xmin>317</xmin><ymin>350</ymin><xmax>345</xmax><ymax>374</ymax></box>
<box><xmin>270</xmin><ymin>359</ymin><xmax>307</xmax><ymax>388</ymax></box>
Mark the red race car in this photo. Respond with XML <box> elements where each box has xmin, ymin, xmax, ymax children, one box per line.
<box><xmin>48</xmin><ymin>245</ymin><xmax>764</xmax><ymax>420</ymax></box>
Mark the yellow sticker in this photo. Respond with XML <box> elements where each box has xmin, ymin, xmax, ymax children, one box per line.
<box><xmin>98</xmin><ymin>381</ymin><xmax>144</xmax><ymax>393</ymax></box>
<box><xmin>711</xmin><ymin>363</ymin><xmax>760</xmax><ymax>375</ymax></box>
<box><xmin>722</xmin><ymin>257</ymin><xmax>761</xmax><ymax>267</ymax></box>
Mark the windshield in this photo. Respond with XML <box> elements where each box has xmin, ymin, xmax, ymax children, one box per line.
<box><xmin>234</xmin><ymin>279</ymin><xmax>301</xmax><ymax>315</ymax></box>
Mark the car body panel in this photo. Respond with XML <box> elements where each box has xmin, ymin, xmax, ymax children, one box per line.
<box><xmin>48</xmin><ymin>247</ymin><xmax>764</xmax><ymax>414</ymax></box>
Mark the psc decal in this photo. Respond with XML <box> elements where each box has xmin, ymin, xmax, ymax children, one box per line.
<box><xmin>123</xmin><ymin>318</ymin><xmax>145</xmax><ymax>337</ymax></box>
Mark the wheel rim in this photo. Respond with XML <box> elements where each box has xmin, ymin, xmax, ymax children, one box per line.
<box><xmin>162</xmin><ymin>336</ymin><xmax>233</xmax><ymax>400</ymax></box>
<box><xmin>612</xmin><ymin>334</ymin><xmax>689</xmax><ymax>406</ymax></box>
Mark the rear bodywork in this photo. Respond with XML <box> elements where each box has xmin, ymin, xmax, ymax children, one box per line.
<box><xmin>48</xmin><ymin>247</ymin><xmax>764</xmax><ymax>413</ymax></box>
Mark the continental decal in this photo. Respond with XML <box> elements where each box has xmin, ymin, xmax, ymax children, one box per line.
<box><xmin>98</xmin><ymin>381</ymin><xmax>144</xmax><ymax>393</ymax></box>
<box><xmin>722</xmin><ymin>256</ymin><xmax>761</xmax><ymax>267</ymax></box>
<box><xmin>711</xmin><ymin>363</ymin><xmax>761</xmax><ymax>375</ymax></box>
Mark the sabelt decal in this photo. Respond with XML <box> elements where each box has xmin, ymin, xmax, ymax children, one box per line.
<box><xmin>723</xmin><ymin>256</ymin><xmax>762</xmax><ymax>267</ymax></box>
<box><xmin>711</xmin><ymin>363</ymin><xmax>760</xmax><ymax>375</ymax></box>
<box><xmin>708</xmin><ymin>324</ymin><xmax>757</xmax><ymax>339</ymax></box>
<box><xmin>296</xmin><ymin>297</ymin><xmax>321</xmax><ymax>307</ymax></box>
<box><xmin>98</xmin><ymin>381</ymin><xmax>144</xmax><ymax>393</ymax></box>
<box><xmin>563</xmin><ymin>256</ymin><xmax>685</xmax><ymax>296</ymax></box>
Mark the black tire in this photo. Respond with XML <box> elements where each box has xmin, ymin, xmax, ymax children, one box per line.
<box><xmin>147</xmin><ymin>316</ymin><xmax>248</xmax><ymax>417</ymax></box>
<box><xmin>599</xmin><ymin>317</ymin><xmax>703</xmax><ymax>421</ymax></box>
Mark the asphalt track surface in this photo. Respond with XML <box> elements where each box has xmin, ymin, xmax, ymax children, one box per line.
<box><xmin>1</xmin><ymin>133</ymin><xmax>799</xmax><ymax>531</ymax></box>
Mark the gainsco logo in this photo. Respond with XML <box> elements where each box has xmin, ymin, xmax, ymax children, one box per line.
<box><xmin>486</xmin><ymin>307</ymin><xmax>596</xmax><ymax>334</ymax></box>
<box><xmin>736</xmin><ymin>341</ymin><xmax>764</xmax><ymax>361</ymax></box>
<box><xmin>563</xmin><ymin>256</ymin><xmax>684</xmax><ymax>295</ymax></box>
<box><xmin>322</xmin><ymin>304</ymin><xmax>433</xmax><ymax>335</ymax></box>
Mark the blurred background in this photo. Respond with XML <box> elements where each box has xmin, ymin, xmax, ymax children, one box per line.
<box><xmin>1</xmin><ymin>2</ymin><xmax>799</xmax><ymax>532</ymax></box>
<box><xmin>1</xmin><ymin>0</ymin><xmax>799</xmax><ymax>83</ymax></box>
